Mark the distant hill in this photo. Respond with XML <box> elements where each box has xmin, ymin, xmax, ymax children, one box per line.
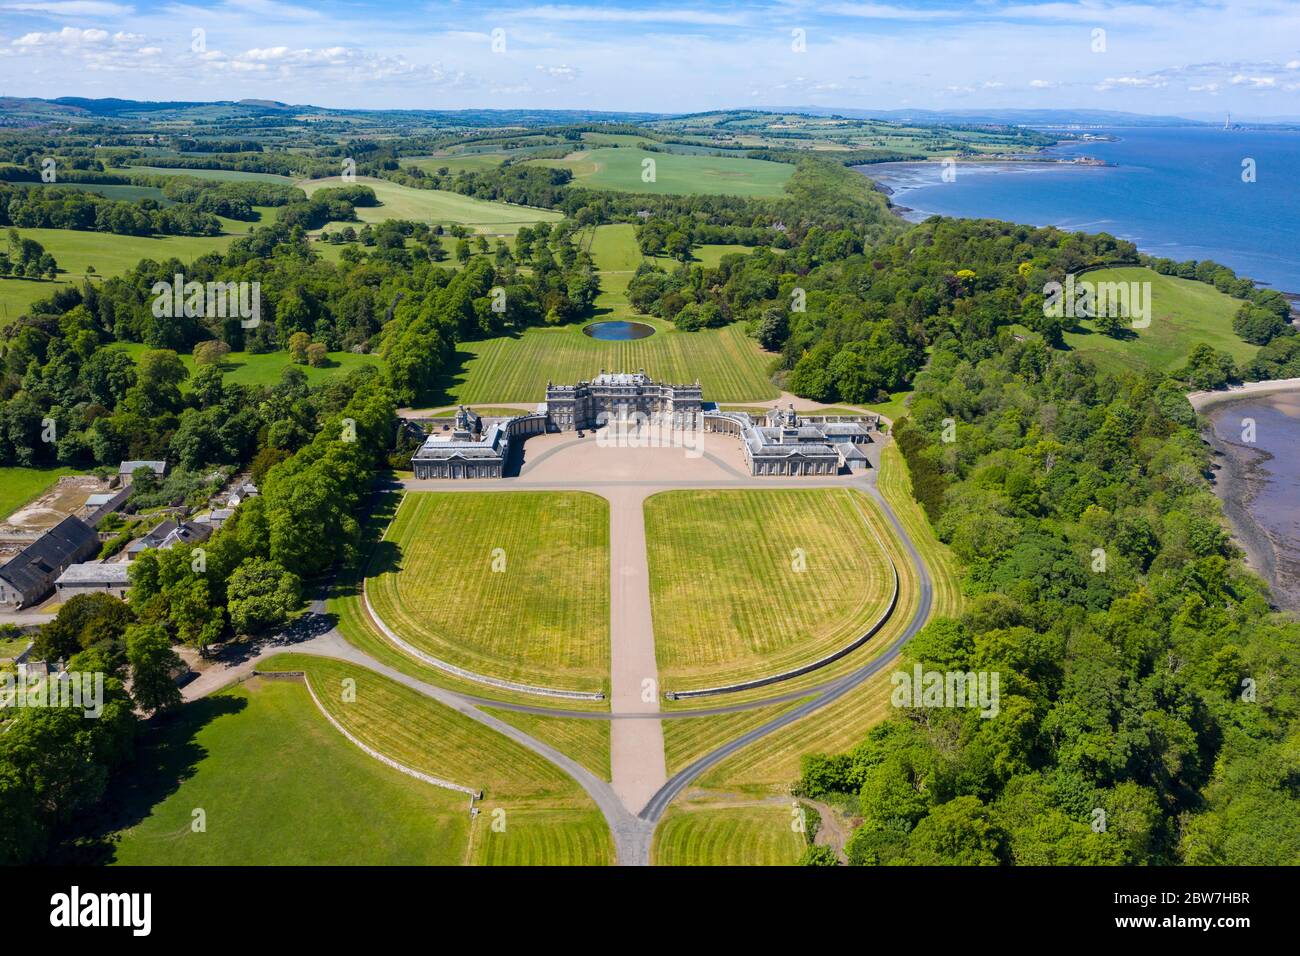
<box><xmin>769</xmin><ymin>106</ymin><xmax>1210</xmax><ymax>127</ymax></box>
<box><xmin>14</xmin><ymin>97</ymin><xmax>666</xmax><ymax>125</ymax></box>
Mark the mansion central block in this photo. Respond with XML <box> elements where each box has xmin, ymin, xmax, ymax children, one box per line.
<box><xmin>409</xmin><ymin>372</ymin><xmax>877</xmax><ymax>479</ymax></box>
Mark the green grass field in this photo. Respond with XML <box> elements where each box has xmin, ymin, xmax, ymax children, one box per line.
<box><xmin>1062</xmin><ymin>267</ymin><xmax>1255</xmax><ymax>374</ymax></box>
<box><xmin>653</xmin><ymin>801</ymin><xmax>805</xmax><ymax>865</ymax></box>
<box><xmin>401</xmin><ymin>154</ymin><xmax>513</xmax><ymax>174</ymax></box>
<box><xmin>326</xmin><ymin>490</ymin><xmax>610</xmax><ymax>711</ymax></box>
<box><xmin>481</xmin><ymin>708</ymin><xmax>611</xmax><ymax>781</ymax></box>
<box><xmin>696</xmin><ymin>443</ymin><xmax>965</xmax><ymax>790</ymax></box>
<box><xmin>259</xmin><ymin>654</ymin><xmax>613</xmax><ymax>865</ymax></box>
<box><xmin>445</xmin><ymin>320</ymin><xmax>778</xmax><ymax>404</ymax></box>
<box><xmin>444</xmin><ymin>223</ymin><xmax>775</xmax><ymax>404</ymax></box>
<box><xmin>368</xmin><ymin>492</ymin><xmax>610</xmax><ymax>692</ymax></box>
<box><xmin>646</xmin><ymin>488</ymin><xmax>894</xmax><ymax>691</ymax></box>
<box><xmin>299</xmin><ymin>176</ymin><xmax>562</xmax><ymax>233</ymax></box>
<box><xmin>109</xmin><ymin>679</ymin><xmax>474</xmax><ymax>864</ymax></box>
<box><xmin>15</xmin><ymin>181</ymin><xmax>171</xmax><ymax>203</ymax></box>
<box><xmin>127</xmin><ymin>165</ymin><xmax>297</xmax><ymax>184</ymax></box>
<box><xmin>0</xmin><ymin>226</ymin><xmax>247</xmax><ymax>322</ymax></box>
<box><xmin>533</xmin><ymin>147</ymin><xmax>792</xmax><ymax>197</ymax></box>
<box><xmin>0</xmin><ymin>465</ymin><xmax>79</xmax><ymax>522</ymax></box>
<box><xmin>109</xmin><ymin>342</ymin><xmax>380</xmax><ymax>389</ymax></box>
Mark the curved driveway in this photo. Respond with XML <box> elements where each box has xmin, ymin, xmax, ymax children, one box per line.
<box><xmin>188</xmin><ymin>435</ymin><xmax>934</xmax><ymax>865</ymax></box>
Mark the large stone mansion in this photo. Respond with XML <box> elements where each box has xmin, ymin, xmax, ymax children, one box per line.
<box><xmin>409</xmin><ymin>373</ymin><xmax>877</xmax><ymax>479</ymax></box>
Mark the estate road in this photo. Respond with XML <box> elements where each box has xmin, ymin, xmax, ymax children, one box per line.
<box><xmin>184</xmin><ymin>428</ymin><xmax>932</xmax><ymax>864</ymax></box>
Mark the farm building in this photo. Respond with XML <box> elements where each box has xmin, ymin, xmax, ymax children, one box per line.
<box><xmin>55</xmin><ymin>561</ymin><xmax>132</xmax><ymax>600</ymax></box>
<box><xmin>0</xmin><ymin>516</ymin><xmax>101</xmax><ymax>607</ymax></box>
<box><xmin>118</xmin><ymin>460</ymin><xmax>168</xmax><ymax>484</ymax></box>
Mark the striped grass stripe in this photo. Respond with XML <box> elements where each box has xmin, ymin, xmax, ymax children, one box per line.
<box><xmin>368</xmin><ymin>492</ymin><xmax>610</xmax><ymax>692</ymax></box>
<box><xmin>653</xmin><ymin>803</ymin><xmax>805</xmax><ymax>866</ymax></box>
<box><xmin>693</xmin><ymin>444</ymin><xmax>965</xmax><ymax>789</ymax></box>
<box><xmin>447</xmin><ymin>321</ymin><xmax>778</xmax><ymax>404</ymax></box>
<box><xmin>646</xmin><ymin>489</ymin><xmax>893</xmax><ymax>689</ymax></box>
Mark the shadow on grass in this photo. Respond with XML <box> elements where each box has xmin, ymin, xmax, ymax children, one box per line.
<box><xmin>50</xmin><ymin>694</ymin><xmax>247</xmax><ymax>864</ymax></box>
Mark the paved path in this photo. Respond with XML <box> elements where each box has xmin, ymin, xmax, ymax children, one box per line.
<box><xmin>184</xmin><ymin>434</ymin><xmax>932</xmax><ymax>864</ymax></box>
<box><xmin>606</xmin><ymin>486</ymin><xmax>667</xmax><ymax>814</ymax></box>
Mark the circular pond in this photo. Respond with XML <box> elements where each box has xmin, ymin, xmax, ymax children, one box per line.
<box><xmin>582</xmin><ymin>320</ymin><xmax>656</xmax><ymax>341</ymax></box>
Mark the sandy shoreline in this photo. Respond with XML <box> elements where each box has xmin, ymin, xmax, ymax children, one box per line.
<box><xmin>1198</xmin><ymin>385</ymin><xmax>1300</xmax><ymax>612</ymax></box>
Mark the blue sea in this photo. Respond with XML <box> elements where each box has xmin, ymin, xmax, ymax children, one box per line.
<box><xmin>858</xmin><ymin>127</ymin><xmax>1300</xmax><ymax>292</ymax></box>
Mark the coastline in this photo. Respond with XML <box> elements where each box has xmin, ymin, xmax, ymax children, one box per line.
<box><xmin>1196</xmin><ymin>383</ymin><xmax>1300</xmax><ymax>613</ymax></box>
<box><xmin>1188</xmin><ymin>377</ymin><xmax>1300</xmax><ymax>413</ymax></box>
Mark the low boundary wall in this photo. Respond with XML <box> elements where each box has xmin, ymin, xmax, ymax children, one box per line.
<box><xmin>665</xmin><ymin>492</ymin><xmax>901</xmax><ymax>700</ymax></box>
<box><xmin>361</xmin><ymin>504</ymin><xmax>606</xmax><ymax>702</ymax></box>
<box><xmin>253</xmin><ymin>669</ymin><xmax>481</xmax><ymax>799</ymax></box>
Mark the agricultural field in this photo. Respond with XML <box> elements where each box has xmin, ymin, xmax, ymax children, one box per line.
<box><xmin>1062</xmin><ymin>267</ymin><xmax>1254</xmax><ymax>374</ymax></box>
<box><xmin>652</xmin><ymin>800</ymin><xmax>805</xmax><ymax>865</ymax></box>
<box><xmin>12</xmin><ymin>180</ymin><xmax>171</xmax><ymax>203</ymax></box>
<box><xmin>299</xmin><ymin>175</ymin><xmax>562</xmax><ymax>234</ymax></box>
<box><xmin>108</xmin><ymin>679</ymin><xmax>474</xmax><ymax>865</ymax></box>
<box><xmin>109</xmin><ymin>342</ymin><xmax>381</xmax><ymax>389</ymax></box>
<box><xmin>0</xmin><ymin>226</ymin><xmax>248</xmax><ymax>322</ymax></box>
<box><xmin>126</xmin><ymin>165</ymin><xmax>297</xmax><ymax>184</ymax></box>
<box><xmin>645</xmin><ymin>488</ymin><xmax>895</xmax><ymax>691</ymax></box>
<box><xmin>0</xmin><ymin>465</ymin><xmax>79</xmax><ymax>524</ymax></box>
<box><xmin>367</xmin><ymin>491</ymin><xmax>610</xmax><ymax>692</ymax></box>
<box><xmin>531</xmin><ymin>147</ymin><xmax>793</xmax><ymax>197</ymax></box>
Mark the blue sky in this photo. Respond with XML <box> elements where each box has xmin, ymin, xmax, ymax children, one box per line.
<box><xmin>1</xmin><ymin>1</ymin><xmax>1297</xmax><ymax>118</ymax></box>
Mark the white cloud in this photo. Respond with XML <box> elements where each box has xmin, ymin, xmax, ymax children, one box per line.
<box><xmin>13</xmin><ymin>26</ymin><xmax>110</xmax><ymax>46</ymax></box>
<box><xmin>536</xmin><ymin>63</ymin><xmax>579</xmax><ymax>80</ymax></box>
<box><xmin>1231</xmin><ymin>73</ymin><xmax>1276</xmax><ymax>87</ymax></box>
<box><xmin>1</xmin><ymin>2</ymin><xmax>133</xmax><ymax>15</ymax></box>
<box><xmin>506</xmin><ymin>4</ymin><xmax>745</xmax><ymax>26</ymax></box>
<box><xmin>1096</xmin><ymin>75</ymin><xmax>1168</xmax><ymax>90</ymax></box>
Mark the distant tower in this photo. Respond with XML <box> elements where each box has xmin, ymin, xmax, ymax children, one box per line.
<box><xmin>1224</xmin><ymin>112</ymin><xmax>1232</xmax><ymax>131</ymax></box>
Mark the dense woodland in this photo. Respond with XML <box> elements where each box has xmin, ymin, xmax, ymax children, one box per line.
<box><xmin>796</xmin><ymin>333</ymin><xmax>1300</xmax><ymax>864</ymax></box>
<box><xmin>0</xmin><ymin>126</ymin><xmax>1297</xmax><ymax>864</ymax></box>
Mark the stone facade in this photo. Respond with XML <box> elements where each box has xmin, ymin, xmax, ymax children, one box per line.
<box><xmin>410</xmin><ymin>406</ymin><xmax>547</xmax><ymax>479</ymax></box>
<box><xmin>704</xmin><ymin>405</ymin><xmax>877</xmax><ymax>477</ymax></box>
<box><xmin>406</xmin><ymin>382</ymin><xmax>876</xmax><ymax>480</ymax></box>
<box><xmin>545</xmin><ymin>370</ymin><xmax>702</xmax><ymax>431</ymax></box>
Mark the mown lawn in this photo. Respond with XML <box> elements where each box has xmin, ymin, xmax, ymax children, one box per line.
<box><xmin>445</xmin><ymin>320</ymin><xmax>777</xmax><ymax>404</ymax></box>
<box><xmin>368</xmin><ymin>492</ymin><xmax>610</xmax><ymax>692</ymax></box>
<box><xmin>0</xmin><ymin>465</ymin><xmax>79</xmax><ymax>522</ymax></box>
<box><xmin>1062</xmin><ymin>267</ymin><xmax>1254</xmax><ymax>374</ymax></box>
<box><xmin>653</xmin><ymin>801</ymin><xmax>805</xmax><ymax>865</ymax></box>
<box><xmin>109</xmin><ymin>679</ymin><xmax>473</xmax><ymax>864</ymax></box>
<box><xmin>259</xmin><ymin>654</ymin><xmax>614</xmax><ymax>865</ymax></box>
<box><xmin>444</xmin><ymin>223</ymin><xmax>776</xmax><ymax>404</ymax></box>
<box><xmin>695</xmin><ymin>443</ymin><xmax>965</xmax><ymax>790</ymax></box>
<box><xmin>646</xmin><ymin>488</ymin><xmax>895</xmax><ymax>692</ymax></box>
